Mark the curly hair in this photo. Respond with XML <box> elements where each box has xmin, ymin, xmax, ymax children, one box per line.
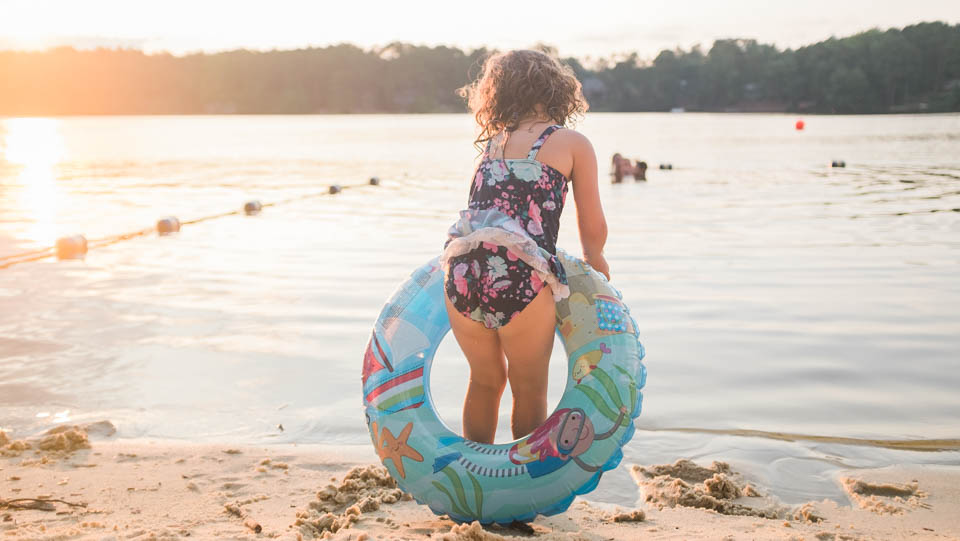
<box><xmin>458</xmin><ymin>49</ymin><xmax>588</xmax><ymax>150</ymax></box>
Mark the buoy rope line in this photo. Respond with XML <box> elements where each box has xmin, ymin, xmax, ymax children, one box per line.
<box><xmin>0</xmin><ymin>182</ymin><xmax>376</xmax><ymax>270</ymax></box>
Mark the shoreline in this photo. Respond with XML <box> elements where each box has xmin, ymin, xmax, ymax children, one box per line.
<box><xmin>2</xmin><ymin>425</ymin><xmax>959</xmax><ymax>540</ymax></box>
<box><xmin>641</xmin><ymin>427</ymin><xmax>960</xmax><ymax>452</ymax></box>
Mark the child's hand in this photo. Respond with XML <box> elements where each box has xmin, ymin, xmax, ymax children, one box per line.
<box><xmin>586</xmin><ymin>253</ymin><xmax>610</xmax><ymax>280</ymax></box>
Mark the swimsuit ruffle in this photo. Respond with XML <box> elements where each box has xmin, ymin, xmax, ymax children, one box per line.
<box><xmin>440</xmin><ymin>209</ymin><xmax>570</xmax><ymax>301</ymax></box>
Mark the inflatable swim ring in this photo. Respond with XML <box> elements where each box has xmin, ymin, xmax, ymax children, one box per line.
<box><xmin>361</xmin><ymin>250</ymin><xmax>646</xmax><ymax>524</ymax></box>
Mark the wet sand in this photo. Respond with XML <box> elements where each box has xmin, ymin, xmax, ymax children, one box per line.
<box><xmin>2</xmin><ymin>424</ymin><xmax>958</xmax><ymax>540</ymax></box>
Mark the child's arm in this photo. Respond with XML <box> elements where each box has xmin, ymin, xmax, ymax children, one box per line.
<box><xmin>570</xmin><ymin>133</ymin><xmax>610</xmax><ymax>279</ymax></box>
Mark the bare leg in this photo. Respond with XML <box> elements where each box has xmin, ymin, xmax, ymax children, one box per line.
<box><xmin>498</xmin><ymin>288</ymin><xmax>556</xmax><ymax>439</ymax></box>
<box><xmin>445</xmin><ymin>295</ymin><xmax>507</xmax><ymax>444</ymax></box>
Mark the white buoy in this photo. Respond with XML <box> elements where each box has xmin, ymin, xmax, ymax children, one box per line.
<box><xmin>244</xmin><ymin>200</ymin><xmax>263</xmax><ymax>215</ymax></box>
<box><xmin>369</xmin><ymin>176</ymin><xmax>380</xmax><ymax>186</ymax></box>
<box><xmin>55</xmin><ymin>235</ymin><xmax>87</xmax><ymax>260</ymax></box>
<box><xmin>157</xmin><ymin>216</ymin><xmax>181</xmax><ymax>235</ymax></box>
<box><xmin>329</xmin><ymin>184</ymin><xmax>342</xmax><ymax>194</ymax></box>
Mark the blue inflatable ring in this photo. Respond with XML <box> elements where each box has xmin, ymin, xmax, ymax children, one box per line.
<box><xmin>362</xmin><ymin>250</ymin><xmax>646</xmax><ymax>524</ymax></box>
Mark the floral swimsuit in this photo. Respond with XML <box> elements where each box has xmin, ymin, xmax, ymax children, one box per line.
<box><xmin>441</xmin><ymin>125</ymin><xmax>571</xmax><ymax>329</ymax></box>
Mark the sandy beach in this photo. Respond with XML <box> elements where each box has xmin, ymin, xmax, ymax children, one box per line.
<box><xmin>2</xmin><ymin>424</ymin><xmax>958</xmax><ymax>540</ymax></box>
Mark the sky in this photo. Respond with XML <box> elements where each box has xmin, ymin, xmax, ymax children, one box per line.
<box><xmin>1</xmin><ymin>0</ymin><xmax>959</xmax><ymax>61</ymax></box>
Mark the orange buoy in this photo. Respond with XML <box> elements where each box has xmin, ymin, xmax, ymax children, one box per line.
<box><xmin>156</xmin><ymin>216</ymin><xmax>181</xmax><ymax>235</ymax></box>
<box><xmin>795</xmin><ymin>119</ymin><xmax>805</xmax><ymax>131</ymax></box>
<box><xmin>55</xmin><ymin>235</ymin><xmax>88</xmax><ymax>260</ymax></box>
<box><xmin>244</xmin><ymin>200</ymin><xmax>262</xmax><ymax>215</ymax></box>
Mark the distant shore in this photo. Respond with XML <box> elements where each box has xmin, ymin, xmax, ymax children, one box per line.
<box><xmin>2</xmin><ymin>21</ymin><xmax>958</xmax><ymax>117</ymax></box>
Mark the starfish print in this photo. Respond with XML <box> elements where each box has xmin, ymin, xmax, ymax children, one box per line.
<box><xmin>376</xmin><ymin>422</ymin><xmax>423</xmax><ymax>479</ymax></box>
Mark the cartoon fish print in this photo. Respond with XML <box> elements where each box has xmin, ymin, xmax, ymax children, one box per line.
<box><xmin>572</xmin><ymin>343</ymin><xmax>610</xmax><ymax>384</ymax></box>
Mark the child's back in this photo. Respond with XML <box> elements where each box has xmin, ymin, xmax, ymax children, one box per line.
<box><xmin>441</xmin><ymin>50</ymin><xmax>608</xmax><ymax>444</ymax></box>
<box><xmin>447</xmin><ymin>124</ymin><xmax>569</xmax><ymax>330</ymax></box>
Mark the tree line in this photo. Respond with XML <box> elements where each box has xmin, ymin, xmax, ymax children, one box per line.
<box><xmin>1</xmin><ymin>21</ymin><xmax>957</xmax><ymax>115</ymax></box>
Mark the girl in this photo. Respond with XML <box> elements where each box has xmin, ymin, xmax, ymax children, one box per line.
<box><xmin>441</xmin><ymin>50</ymin><xmax>609</xmax><ymax>444</ymax></box>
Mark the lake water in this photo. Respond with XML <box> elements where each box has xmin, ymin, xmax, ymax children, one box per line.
<box><xmin>1</xmin><ymin>113</ymin><xmax>959</xmax><ymax>506</ymax></box>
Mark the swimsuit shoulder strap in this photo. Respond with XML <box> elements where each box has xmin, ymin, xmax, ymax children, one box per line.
<box><xmin>483</xmin><ymin>131</ymin><xmax>506</xmax><ymax>160</ymax></box>
<box><xmin>526</xmin><ymin>125</ymin><xmax>563</xmax><ymax>160</ymax></box>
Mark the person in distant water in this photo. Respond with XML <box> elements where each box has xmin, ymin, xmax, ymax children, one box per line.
<box><xmin>611</xmin><ymin>154</ymin><xmax>645</xmax><ymax>182</ymax></box>
<box><xmin>634</xmin><ymin>160</ymin><xmax>647</xmax><ymax>181</ymax></box>
<box><xmin>611</xmin><ymin>153</ymin><xmax>625</xmax><ymax>183</ymax></box>
<box><xmin>444</xmin><ymin>49</ymin><xmax>609</xmax><ymax>444</ymax></box>
<box><xmin>611</xmin><ymin>153</ymin><xmax>635</xmax><ymax>183</ymax></box>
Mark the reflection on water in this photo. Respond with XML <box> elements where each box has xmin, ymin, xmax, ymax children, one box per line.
<box><xmin>1</xmin><ymin>118</ymin><xmax>65</xmax><ymax>246</ymax></box>
<box><xmin>0</xmin><ymin>113</ymin><xmax>958</xmax><ymax>504</ymax></box>
<box><xmin>832</xmin><ymin>165</ymin><xmax>960</xmax><ymax>218</ymax></box>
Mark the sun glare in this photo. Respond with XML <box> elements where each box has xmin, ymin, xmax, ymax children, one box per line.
<box><xmin>2</xmin><ymin>118</ymin><xmax>66</xmax><ymax>246</ymax></box>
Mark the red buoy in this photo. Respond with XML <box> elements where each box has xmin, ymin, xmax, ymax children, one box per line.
<box><xmin>795</xmin><ymin>119</ymin><xmax>805</xmax><ymax>131</ymax></box>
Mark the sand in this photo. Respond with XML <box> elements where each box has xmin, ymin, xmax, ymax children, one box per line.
<box><xmin>1</xmin><ymin>425</ymin><xmax>958</xmax><ymax>540</ymax></box>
